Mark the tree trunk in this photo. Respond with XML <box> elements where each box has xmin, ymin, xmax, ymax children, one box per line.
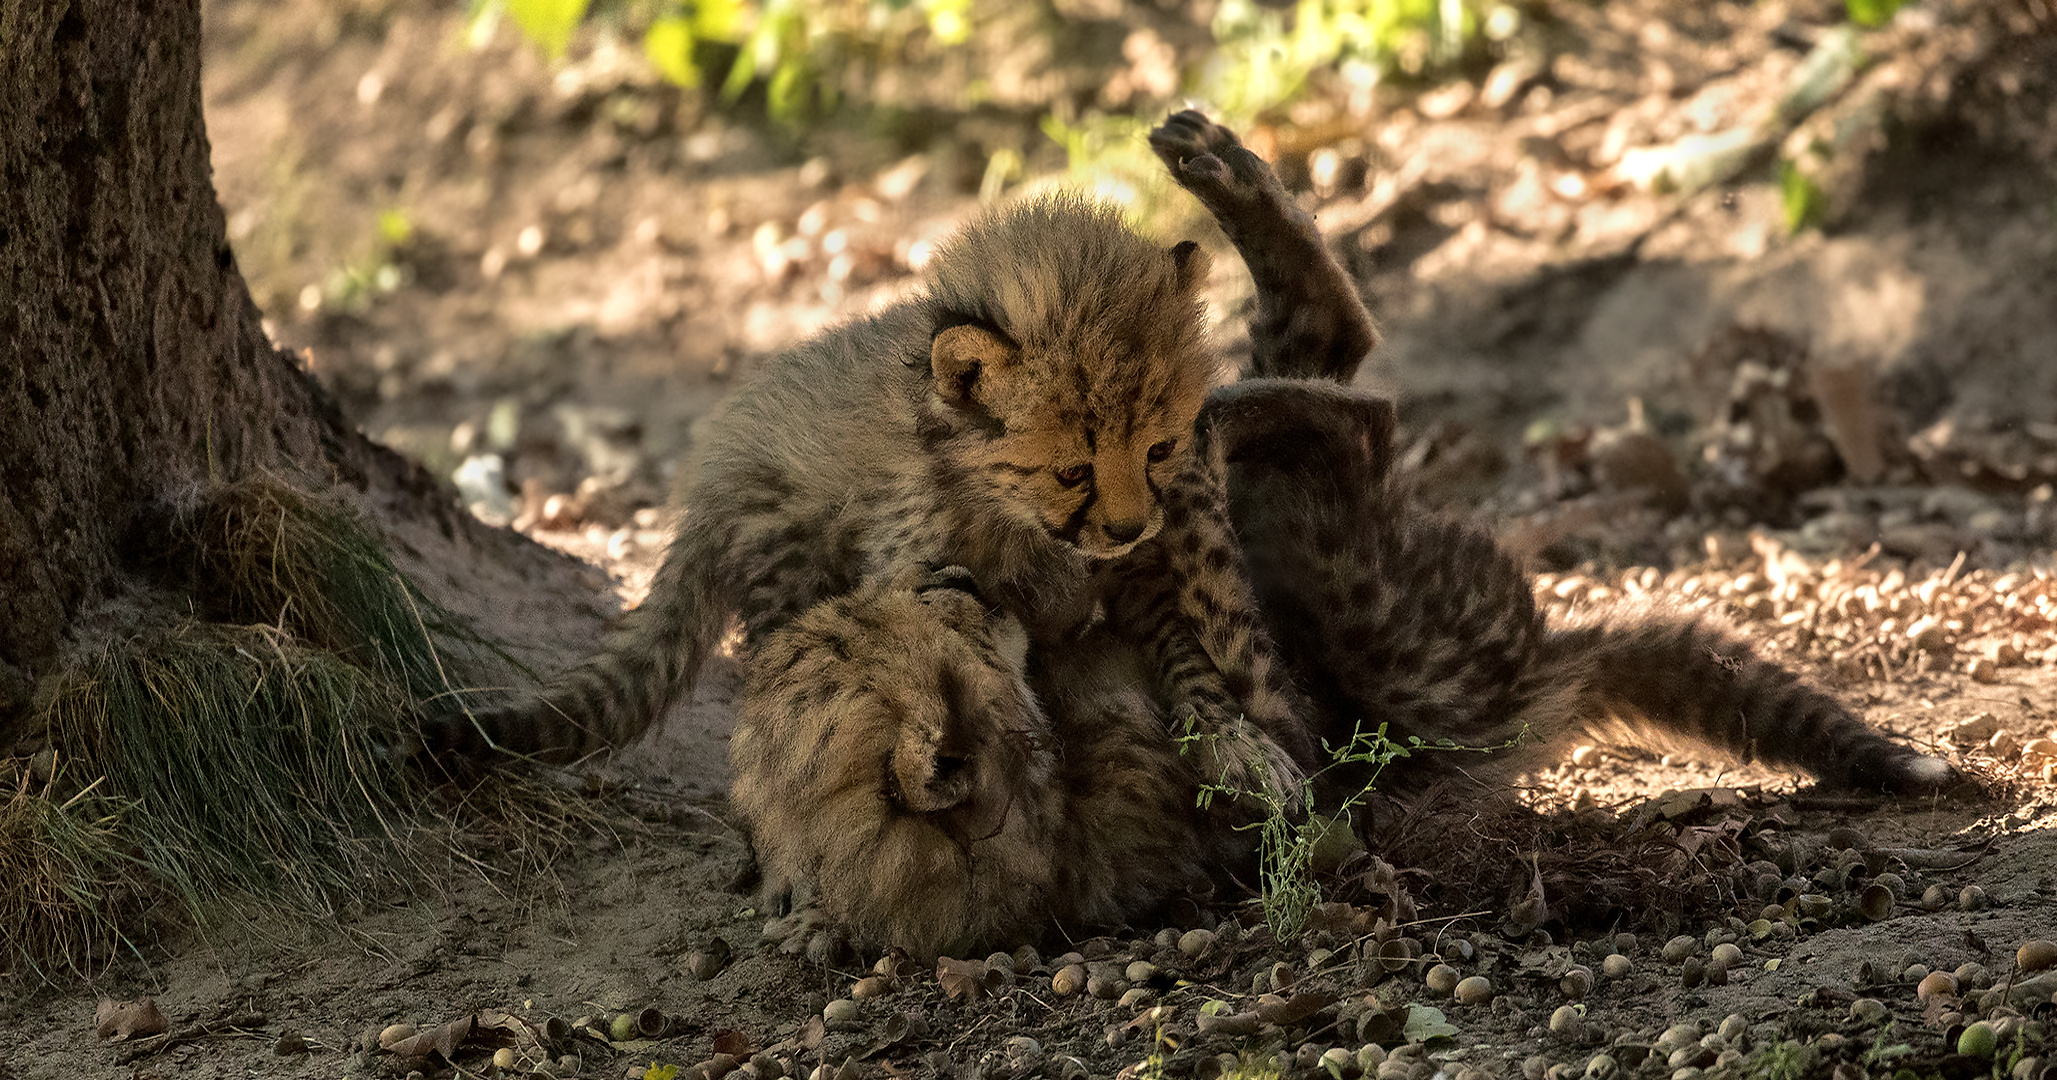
<box><xmin>0</xmin><ymin>0</ymin><xmax>597</xmax><ymax>743</ymax></box>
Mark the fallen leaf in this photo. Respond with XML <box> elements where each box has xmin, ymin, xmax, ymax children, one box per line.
<box><xmin>1403</xmin><ymin>1004</ymin><xmax>1458</xmax><ymax>1043</ymax></box>
<box><xmin>387</xmin><ymin>1015</ymin><xmax>474</xmax><ymax>1061</ymax></box>
<box><xmin>712</xmin><ymin>1028</ymin><xmax>753</xmax><ymax>1057</ymax></box>
<box><xmin>934</xmin><ymin>957</ymin><xmax>988</xmax><ymax>1002</ymax></box>
<box><xmin>94</xmin><ymin>998</ymin><xmax>169</xmax><ymax>1042</ymax></box>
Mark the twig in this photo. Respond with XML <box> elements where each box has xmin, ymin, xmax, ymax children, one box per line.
<box><xmin>114</xmin><ymin>1011</ymin><xmax>268</xmax><ymax>1064</ymax></box>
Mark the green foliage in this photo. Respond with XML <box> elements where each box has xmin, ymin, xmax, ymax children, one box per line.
<box><xmin>0</xmin><ymin>762</ymin><xmax>138</xmax><ymax>980</ymax></box>
<box><xmin>1843</xmin><ymin>0</ymin><xmax>1908</xmax><ymax>28</ymax></box>
<box><xmin>491</xmin><ymin>0</ymin><xmax>969</xmax><ymax>125</ymax></box>
<box><xmin>1180</xmin><ymin>721</ymin><xmax>1409</xmax><ymax>940</ymax></box>
<box><xmin>506</xmin><ymin>0</ymin><xmax>593</xmax><ymax>60</ymax></box>
<box><xmin>1779</xmin><ymin>160</ymin><xmax>1827</xmax><ymax>234</ymax></box>
<box><xmin>1202</xmin><ymin>0</ymin><xmax>1480</xmax><ymax>121</ymax></box>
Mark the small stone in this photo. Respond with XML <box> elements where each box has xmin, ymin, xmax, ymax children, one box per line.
<box><xmin>273</xmin><ymin>1030</ymin><xmax>307</xmax><ymax>1056</ymax></box>
<box><xmin>1946</xmin><ymin>713</ymin><xmax>2002</xmax><ymax>747</ymax></box>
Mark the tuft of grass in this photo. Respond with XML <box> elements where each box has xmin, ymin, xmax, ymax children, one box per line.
<box><xmin>42</xmin><ymin>623</ymin><xmax>415</xmax><ymax>921</ymax></box>
<box><xmin>170</xmin><ymin>477</ymin><xmax>474</xmax><ymax>702</ymax></box>
<box><xmin>0</xmin><ymin>760</ymin><xmax>139</xmax><ymax>980</ymax></box>
<box><xmin>5</xmin><ymin>477</ymin><xmax>504</xmax><ymax>975</ymax></box>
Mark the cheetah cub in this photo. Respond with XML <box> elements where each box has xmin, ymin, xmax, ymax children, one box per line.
<box><xmin>426</xmin><ymin>194</ymin><xmax>1299</xmax><ymax>792</ymax></box>
<box><xmin>729</xmin><ymin>574</ymin><xmax>1242</xmax><ymax>960</ymax></box>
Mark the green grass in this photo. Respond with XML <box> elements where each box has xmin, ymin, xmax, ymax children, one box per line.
<box><xmin>4</xmin><ymin>477</ymin><xmax>493</xmax><ymax>976</ymax></box>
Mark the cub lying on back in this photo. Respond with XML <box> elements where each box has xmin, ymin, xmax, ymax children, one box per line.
<box><xmin>729</xmin><ymin>381</ymin><xmax>1959</xmax><ymax>959</ymax></box>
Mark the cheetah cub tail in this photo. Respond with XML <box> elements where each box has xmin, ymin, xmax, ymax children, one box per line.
<box><xmin>1542</xmin><ymin>607</ymin><xmax>1961</xmax><ymax>795</ymax></box>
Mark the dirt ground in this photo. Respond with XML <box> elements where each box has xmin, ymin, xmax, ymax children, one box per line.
<box><xmin>7</xmin><ymin>0</ymin><xmax>2057</xmax><ymax>1077</ymax></box>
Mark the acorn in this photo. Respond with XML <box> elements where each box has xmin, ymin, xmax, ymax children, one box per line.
<box><xmin>1858</xmin><ymin>883</ymin><xmax>1895</xmax><ymax>922</ymax></box>
<box><xmin>1051</xmin><ymin>964</ymin><xmax>1087</xmax><ymax>997</ymax></box>
<box><xmin>377</xmin><ymin>1024</ymin><xmax>417</xmax><ymax>1049</ymax></box>
<box><xmin>1662</xmin><ymin>936</ymin><xmax>1696</xmax><ymax>964</ymax></box>
<box><xmin>849</xmin><ymin>976</ymin><xmax>893</xmax><ymax>1000</ymax></box>
<box><xmin>1601</xmin><ymin>954</ymin><xmax>1634</xmax><ymax>978</ymax></box>
<box><xmin>1961</xmin><ymin>885</ymin><xmax>1989</xmax><ymax>912</ymax></box>
<box><xmin>1453</xmin><ymin>976</ymin><xmax>1494</xmax><ymax>1005</ymax></box>
<box><xmin>1959</xmin><ymin>1020</ymin><xmax>1999</xmax><ymax>1059</ymax></box>
<box><xmin>610</xmin><ymin>1013</ymin><xmax>638</xmax><ymax>1042</ymax></box>
<box><xmin>1918</xmin><ymin>971</ymin><xmax>1959</xmax><ymax>1003</ymax></box>
<box><xmin>1559</xmin><ymin>967</ymin><xmax>1595</xmax><ymax>1000</ymax></box>
<box><xmin>1680</xmin><ymin>959</ymin><xmax>1706</xmax><ymax>989</ymax></box>
<box><xmin>1850</xmin><ymin>997</ymin><xmax>1890</xmax><ymax>1025</ymax></box>
<box><xmin>1710</xmin><ymin>943</ymin><xmax>1744</xmax><ymax>968</ymax></box>
<box><xmin>1426</xmin><ymin>963</ymin><xmax>1461</xmax><ymax>995</ymax></box>
<box><xmin>493</xmin><ymin>1048</ymin><xmax>518</xmax><ymax>1069</ymax></box>
<box><xmin>1550</xmin><ymin>1005</ymin><xmax>1584</xmax><ymax>1036</ymax></box>
<box><xmin>2017</xmin><ymin>940</ymin><xmax>2057</xmax><ymax>973</ymax></box>
<box><xmin>1178</xmin><ymin>928</ymin><xmax>1215</xmax><ymax>957</ymax></box>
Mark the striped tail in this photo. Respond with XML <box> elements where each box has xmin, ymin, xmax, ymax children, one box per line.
<box><xmin>424</xmin><ymin>516</ymin><xmax>732</xmax><ymax>762</ymax></box>
<box><xmin>1542</xmin><ymin>612</ymin><xmax>1956</xmax><ymax>794</ymax></box>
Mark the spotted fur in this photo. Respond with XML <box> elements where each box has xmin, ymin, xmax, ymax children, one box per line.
<box><xmin>425</xmin><ymin>195</ymin><xmax>1280</xmax><ymax>762</ymax></box>
<box><xmin>729</xmin><ymin>577</ymin><xmax>1243</xmax><ymax>959</ymax></box>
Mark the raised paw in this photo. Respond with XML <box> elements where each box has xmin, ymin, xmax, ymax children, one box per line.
<box><xmin>1148</xmin><ymin>110</ymin><xmax>1299</xmax><ymax>224</ymax></box>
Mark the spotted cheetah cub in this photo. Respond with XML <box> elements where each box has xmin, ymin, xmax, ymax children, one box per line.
<box><xmin>728</xmin><ymin>574</ymin><xmax>1242</xmax><ymax>960</ymax></box>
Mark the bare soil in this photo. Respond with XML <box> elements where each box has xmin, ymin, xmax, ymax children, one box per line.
<box><xmin>6</xmin><ymin>1</ymin><xmax>2057</xmax><ymax>1078</ymax></box>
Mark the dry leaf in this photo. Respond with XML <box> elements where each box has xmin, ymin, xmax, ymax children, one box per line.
<box><xmin>712</xmin><ymin>1028</ymin><xmax>753</xmax><ymax>1058</ymax></box>
<box><xmin>94</xmin><ymin>998</ymin><xmax>169</xmax><ymax>1042</ymax></box>
<box><xmin>386</xmin><ymin>1015</ymin><xmax>474</xmax><ymax>1061</ymax></box>
<box><xmin>934</xmin><ymin>957</ymin><xmax>987</xmax><ymax>1002</ymax></box>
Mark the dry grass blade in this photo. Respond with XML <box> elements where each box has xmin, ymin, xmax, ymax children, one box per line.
<box><xmin>0</xmin><ymin>763</ymin><xmax>139</xmax><ymax>980</ymax></box>
<box><xmin>42</xmin><ymin>623</ymin><xmax>414</xmax><ymax>923</ymax></box>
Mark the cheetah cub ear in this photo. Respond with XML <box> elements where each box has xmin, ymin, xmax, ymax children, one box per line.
<box><xmin>930</xmin><ymin>323</ymin><xmax>1019</xmax><ymax>410</ymax></box>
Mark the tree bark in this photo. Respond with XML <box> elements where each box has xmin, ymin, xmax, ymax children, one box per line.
<box><xmin>0</xmin><ymin>0</ymin><xmax>596</xmax><ymax>741</ymax></box>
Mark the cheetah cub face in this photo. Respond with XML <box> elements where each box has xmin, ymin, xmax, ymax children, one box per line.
<box><xmin>921</xmin><ymin>197</ymin><xmax>1219</xmax><ymax>560</ymax></box>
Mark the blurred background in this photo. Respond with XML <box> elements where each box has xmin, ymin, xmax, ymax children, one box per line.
<box><xmin>201</xmin><ymin>0</ymin><xmax>2057</xmax><ymax>592</ymax></box>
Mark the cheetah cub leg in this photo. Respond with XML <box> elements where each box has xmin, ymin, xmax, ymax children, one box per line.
<box><xmin>1107</xmin><ymin>437</ymin><xmax>1315</xmax><ymax>805</ymax></box>
<box><xmin>1149</xmin><ymin>109</ymin><xmax>1379</xmax><ymax>384</ymax></box>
